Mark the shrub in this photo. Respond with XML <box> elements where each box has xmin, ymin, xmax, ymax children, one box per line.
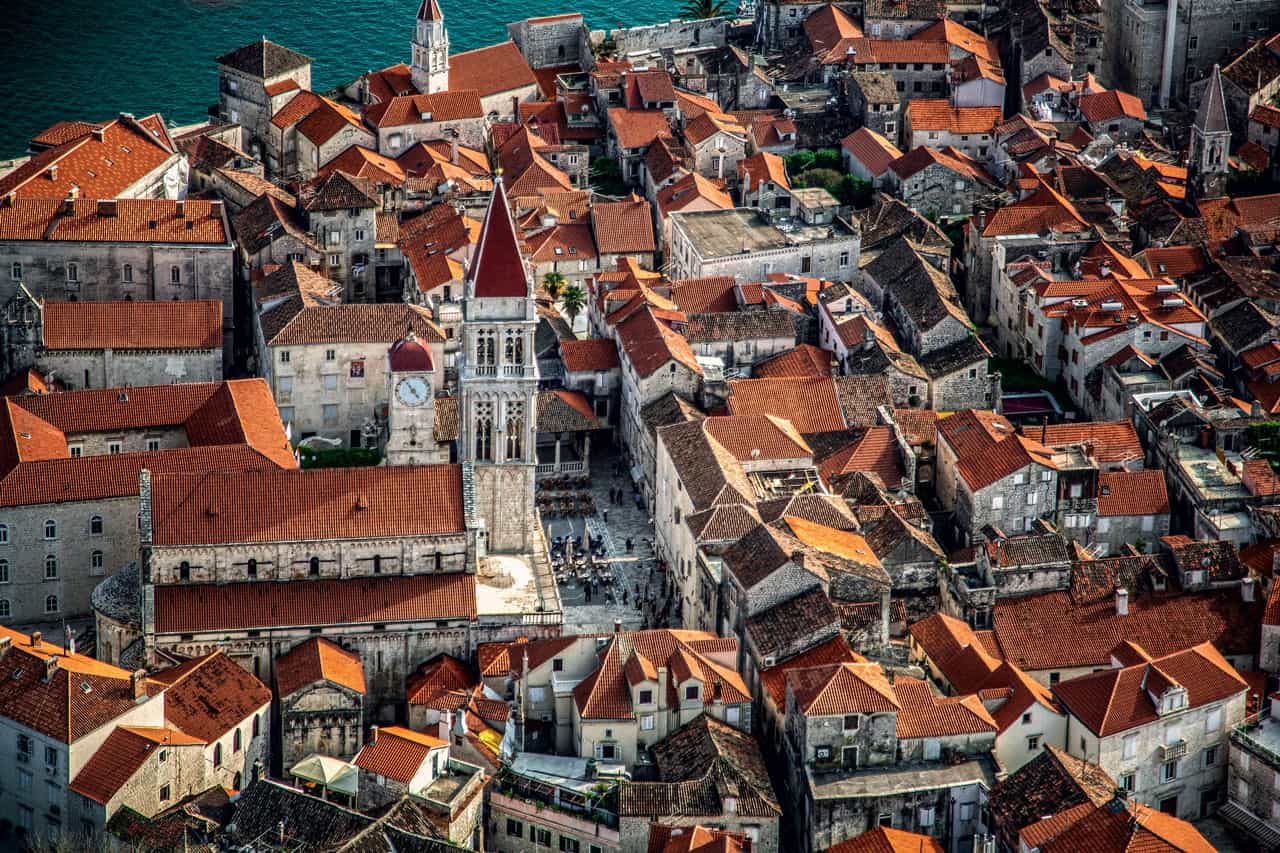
<box><xmin>298</xmin><ymin>446</ymin><xmax>382</xmax><ymax>469</ymax></box>
<box><xmin>813</xmin><ymin>148</ymin><xmax>842</xmax><ymax>171</ymax></box>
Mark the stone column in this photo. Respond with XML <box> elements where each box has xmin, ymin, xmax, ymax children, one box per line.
<box><xmin>582</xmin><ymin>432</ymin><xmax>591</xmax><ymax>469</ymax></box>
<box><xmin>554</xmin><ymin>434</ymin><xmax>562</xmax><ymax>469</ymax></box>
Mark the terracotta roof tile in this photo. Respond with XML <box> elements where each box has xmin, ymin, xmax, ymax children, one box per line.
<box><xmin>608</xmin><ymin>108</ymin><xmax>674</xmax><ymax>151</ymax></box>
<box><xmin>1038</xmin><ymin>420</ymin><xmax>1143</xmax><ymax>466</ymax></box>
<box><xmin>1097</xmin><ymin>470</ymin><xmax>1168</xmax><ymax>516</ymax></box>
<box><xmin>727</xmin><ymin>376</ymin><xmax>847</xmax><ymax>433</ymax></box>
<box><xmin>155</xmin><ymin>573</ymin><xmax>477</xmax><ymax>633</ymax></box>
<box><xmin>354</xmin><ymin>725</ymin><xmax>446</xmax><ymax>785</ymax></box>
<box><xmin>893</xmin><ymin>676</ymin><xmax>997</xmax><ymax>738</ymax></box>
<box><xmin>617</xmin><ymin>306</ymin><xmax>701</xmax><ymax>378</ymax></box>
<box><xmin>786</xmin><ymin>661</ymin><xmax>898</xmax><ymax>715</ymax></box>
<box><xmin>828</xmin><ymin>827</ymin><xmax>945</xmax><ymax>853</ymax></box>
<box><xmin>738</xmin><ymin>151</ymin><xmax>791</xmax><ymax>194</ymax></box>
<box><xmin>593</xmin><ymin>195</ymin><xmax>656</xmax><ymax>255</ymax></box>
<box><xmin>152</xmin><ymin>651</ymin><xmax>271</xmax><ymax>742</ymax></box>
<box><xmin>36</xmin><ymin>299</ymin><xmax>221</xmax><ymax>351</ymax></box>
<box><xmin>560</xmin><ymin>337</ymin><xmax>620</xmax><ymax>372</ymax></box>
<box><xmin>847</xmin><ymin>38</ymin><xmax>951</xmax><ymax>65</ymax></box>
<box><xmin>753</xmin><ymin>344</ymin><xmax>834</xmax><ymax>378</ymax></box>
<box><xmin>363</xmin><ymin>90</ymin><xmax>484</xmax><ymax>129</ymax></box>
<box><xmin>276</xmin><ymin>637</ymin><xmax>367</xmax><ymax>697</ymax></box>
<box><xmin>405</xmin><ymin>653</ymin><xmax>475</xmax><ymax>706</ymax></box>
<box><xmin>151</xmin><ymin>465</ymin><xmax>464</xmax><ymax>545</ymax></box>
<box><xmin>0</xmin><ymin>196</ymin><xmax>228</xmax><ymax>244</ymax></box>
<box><xmin>906</xmin><ymin>101</ymin><xmax>1000</xmax><ymax>134</ymax></box>
<box><xmin>840</xmin><ymin>128</ymin><xmax>902</xmax><ymax>177</ymax></box>
<box><xmin>0</xmin><ymin>117</ymin><xmax>177</xmax><ymax>200</ymax></box>
<box><xmin>937</xmin><ymin>410</ymin><xmax>1056</xmax><ymax>491</ymax></box>
<box><xmin>70</xmin><ymin>726</ymin><xmax>205</xmax><ymax>805</ymax></box>
<box><xmin>759</xmin><ymin>636</ymin><xmax>861</xmax><ymax>710</ymax></box>
<box><xmin>1077</xmin><ymin>90</ymin><xmax>1146</xmax><ymax>124</ymax></box>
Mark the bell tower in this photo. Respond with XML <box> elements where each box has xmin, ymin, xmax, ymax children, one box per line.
<box><xmin>1189</xmin><ymin>64</ymin><xmax>1230</xmax><ymax>203</ymax></box>
<box><xmin>411</xmin><ymin>0</ymin><xmax>449</xmax><ymax>94</ymax></box>
<box><xmin>458</xmin><ymin>179</ymin><xmax>539</xmax><ymax>554</ymax></box>
<box><xmin>385</xmin><ymin>333</ymin><xmax>445</xmax><ymax>466</ymax></box>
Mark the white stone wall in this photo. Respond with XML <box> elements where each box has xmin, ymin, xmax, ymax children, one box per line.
<box><xmin>39</xmin><ymin>347</ymin><xmax>222</xmax><ymax>390</ymax></box>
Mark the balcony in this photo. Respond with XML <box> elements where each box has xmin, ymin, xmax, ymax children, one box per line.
<box><xmin>1231</xmin><ymin>705</ymin><xmax>1280</xmax><ymax>768</ymax></box>
<box><xmin>1159</xmin><ymin>739</ymin><xmax>1187</xmax><ymax>760</ymax></box>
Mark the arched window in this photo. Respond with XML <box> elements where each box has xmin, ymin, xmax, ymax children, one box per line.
<box><xmin>474</xmin><ymin>401</ymin><xmax>494</xmax><ymax>461</ymax></box>
<box><xmin>247</xmin><ymin>558</ymin><xmax>258</xmax><ymax>579</ymax></box>
<box><xmin>44</xmin><ymin>519</ymin><xmax>56</xmax><ymax>539</ymax></box>
<box><xmin>213</xmin><ymin>743</ymin><xmax>222</xmax><ymax>767</ymax></box>
<box><xmin>91</xmin><ymin>551</ymin><xmax>103</xmax><ymax>572</ymax></box>
<box><xmin>90</xmin><ymin>515</ymin><xmax>103</xmax><ymax>535</ymax></box>
<box><xmin>233</xmin><ymin>771</ymin><xmax>242</xmax><ymax>790</ymax></box>
<box><xmin>0</xmin><ymin>599</ymin><xmax>8</xmax><ymax>618</ymax></box>
<box><xmin>122</xmin><ymin>263</ymin><xmax>133</xmax><ymax>283</ymax></box>
<box><xmin>44</xmin><ymin>556</ymin><xmax>57</xmax><ymax>579</ymax></box>
<box><xmin>0</xmin><ymin>523</ymin><xmax>7</xmax><ymax>544</ymax></box>
<box><xmin>233</xmin><ymin>729</ymin><xmax>242</xmax><ymax>753</ymax></box>
<box><xmin>372</xmin><ymin>555</ymin><xmax>382</xmax><ymax>574</ymax></box>
<box><xmin>44</xmin><ymin>595</ymin><xmax>58</xmax><ymax>614</ymax></box>
<box><xmin>179</xmin><ymin>561</ymin><xmax>190</xmax><ymax>581</ymax></box>
<box><xmin>0</xmin><ymin>559</ymin><xmax>8</xmax><ymax>583</ymax></box>
<box><xmin>170</xmin><ymin>265</ymin><xmax>181</xmax><ymax>284</ymax></box>
<box><xmin>252</xmin><ymin>713</ymin><xmax>261</xmax><ymax>737</ymax></box>
<box><xmin>309</xmin><ymin>556</ymin><xmax>320</xmax><ymax>577</ymax></box>
<box><xmin>66</xmin><ymin>262</ymin><xmax>78</xmax><ymax>283</ymax></box>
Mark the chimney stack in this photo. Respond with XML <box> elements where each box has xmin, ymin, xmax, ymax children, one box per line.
<box><xmin>132</xmin><ymin>669</ymin><xmax>147</xmax><ymax>700</ymax></box>
<box><xmin>1115</xmin><ymin>587</ymin><xmax>1129</xmax><ymax>616</ymax></box>
<box><xmin>614</xmin><ymin>618</ymin><xmax>622</xmax><ymax>633</ymax></box>
<box><xmin>43</xmin><ymin>656</ymin><xmax>58</xmax><ymax>681</ymax></box>
<box><xmin>31</xmin><ymin>631</ymin><xmax>42</xmax><ymax>649</ymax></box>
<box><xmin>1242</xmin><ymin>577</ymin><xmax>1256</xmax><ymax>602</ymax></box>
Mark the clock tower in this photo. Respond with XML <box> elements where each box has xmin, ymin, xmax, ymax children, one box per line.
<box><xmin>385</xmin><ymin>333</ymin><xmax>446</xmax><ymax>466</ymax></box>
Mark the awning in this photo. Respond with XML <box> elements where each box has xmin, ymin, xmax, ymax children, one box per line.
<box><xmin>1217</xmin><ymin>800</ymin><xmax>1280</xmax><ymax>851</ymax></box>
<box><xmin>289</xmin><ymin>754</ymin><xmax>359</xmax><ymax>798</ymax></box>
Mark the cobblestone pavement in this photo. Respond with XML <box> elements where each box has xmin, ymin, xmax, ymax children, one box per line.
<box><xmin>542</xmin><ymin>447</ymin><xmax>675</xmax><ymax>634</ymax></box>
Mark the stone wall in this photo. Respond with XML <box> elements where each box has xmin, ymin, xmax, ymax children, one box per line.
<box><xmin>40</xmin><ymin>347</ymin><xmax>222</xmax><ymax>390</ymax></box>
<box><xmin>509</xmin><ymin>16</ymin><xmax>587</xmax><ymax>69</ymax></box>
<box><xmin>611</xmin><ymin>18</ymin><xmax>729</xmax><ymax>58</ymax></box>
<box><xmin>280</xmin><ymin>682</ymin><xmax>364</xmax><ymax>769</ymax></box>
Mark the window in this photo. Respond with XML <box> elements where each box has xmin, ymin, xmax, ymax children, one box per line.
<box><xmin>91</xmin><ymin>551</ymin><xmax>103</xmax><ymax>575</ymax></box>
<box><xmin>323</xmin><ymin>404</ymin><xmax>339</xmax><ymax>424</ymax></box>
<box><xmin>66</xmin><ymin>262</ymin><xmax>78</xmax><ymax>283</ymax></box>
<box><xmin>89</xmin><ymin>515</ymin><xmax>103</xmax><ymax>536</ymax></box>
<box><xmin>323</xmin><ymin>374</ymin><xmax>338</xmax><ymax>391</ymax></box>
<box><xmin>1205</xmin><ymin>707</ymin><xmax>1222</xmax><ymax>732</ymax></box>
<box><xmin>507</xmin><ymin>819</ymin><xmax>523</xmax><ymax>839</ymax></box>
<box><xmin>1203</xmin><ymin>745</ymin><xmax>1218</xmax><ymax>767</ymax></box>
<box><xmin>108</xmin><ymin>440</ymin><xmax>122</xmax><ymax>454</ymax></box>
<box><xmin>233</xmin><ymin>729</ymin><xmax>242</xmax><ymax>752</ymax></box>
<box><xmin>147</xmin><ymin>438</ymin><xmax>160</xmax><ymax>452</ymax></box>
<box><xmin>0</xmin><ymin>560</ymin><xmax>7</xmax><ymax>583</ymax></box>
<box><xmin>1120</xmin><ymin>772</ymin><xmax>1135</xmax><ymax>791</ymax></box>
<box><xmin>924</xmin><ymin>739</ymin><xmax>941</xmax><ymax>760</ymax></box>
<box><xmin>685</xmin><ymin>685</ymin><xmax>699</xmax><ymax>701</ymax></box>
<box><xmin>535</xmin><ymin>827</ymin><xmax>552</xmax><ymax>846</ymax></box>
<box><xmin>839</xmin><ymin>251</ymin><xmax>849</xmax><ymax>268</ymax></box>
<box><xmin>325</xmin><ymin>349</ymin><xmax>336</xmax><ymax>361</ymax></box>
<box><xmin>1049</xmin><ymin>672</ymin><xmax>1060</xmax><ymax>685</ymax></box>
<box><xmin>1162</xmin><ymin>759</ymin><xmax>1177</xmax><ymax>782</ymax></box>
<box><xmin>17</xmin><ymin>768</ymin><xmax>31</xmax><ymax>790</ymax></box>
<box><xmin>247</xmin><ymin>558</ymin><xmax>258</xmax><ymax>579</ymax></box>
<box><xmin>559</xmin><ymin>838</ymin><xmax>580</xmax><ymax>853</ymax></box>
<box><xmin>309</xmin><ymin>556</ymin><xmax>320</xmax><ymax>577</ymax></box>
<box><xmin>45</xmin><ymin>594</ymin><xmax>58</xmax><ymax>613</ymax></box>
<box><xmin>1022</xmin><ymin>712</ymin><xmax>1032</xmax><ymax>725</ymax></box>
<box><xmin>329</xmin><ymin>253</ymin><xmax>342</xmax><ymax>267</ymax></box>
<box><xmin>170</xmin><ymin>265</ymin><xmax>181</xmax><ymax>284</ymax></box>
<box><xmin>350</xmin><ymin>360</ymin><xmax>365</xmax><ymax>378</ymax></box>
<box><xmin>179</xmin><ymin>561</ymin><xmax>190</xmax><ymax>581</ymax></box>
<box><xmin>0</xmin><ymin>523</ymin><xmax>6</xmax><ymax>544</ymax></box>
<box><xmin>44</xmin><ymin>519</ymin><xmax>56</xmax><ymax>539</ymax></box>
<box><xmin>213</xmin><ymin>743</ymin><xmax>222</xmax><ymax>767</ymax></box>
<box><xmin>878</xmin><ymin>813</ymin><xmax>893</xmax><ymax>828</ymax></box>
<box><xmin>45</xmin><ymin>746</ymin><xmax>58</xmax><ymax>770</ymax></box>
<box><xmin>1026</xmin><ymin>492</ymin><xmax>1039</xmax><ymax>505</ymax></box>
<box><xmin>280</xmin><ymin>350</ymin><xmax>291</xmax><ymax>364</ymax></box>
<box><xmin>1027</xmin><ymin>735</ymin><xmax>1041</xmax><ymax>750</ymax></box>
<box><xmin>11</xmin><ymin>262</ymin><xmax>21</xmax><ymax>280</ymax></box>
<box><xmin>638</xmin><ymin>688</ymin><xmax>652</xmax><ymax>704</ymax></box>
<box><xmin>354</xmin><ymin>229</ymin><xmax>366</xmax><ymax>242</ymax></box>
<box><xmin>991</xmin><ymin>495</ymin><xmax>1005</xmax><ymax>510</ymax></box>
<box><xmin>372</xmin><ymin>555</ymin><xmax>382</xmax><ymax>574</ymax></box>
<box><xmin>45</xmin><ymin>555</ymin><xmax>57</xmax><ymax>579</ymax></box>
<box><xmin>597</xmin><ymin>743</ymin><xmax>617</xmax><ymax>760</ymax></box>
<box><xmin>1013</xmin><ymin>472</ymin><xmax>1025</xmax><ymax>485</ymax></box>
<box><xmin>641</xmin><ymin>714</ymin><xmax>655</xmax><ymax>730</ymax></box>
<box><xmin>843</xmin><ymin>715</ymin><xmax>860</xmax><ymax>731</ymax></box>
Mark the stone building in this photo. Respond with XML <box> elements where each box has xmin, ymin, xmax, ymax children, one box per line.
<box><xmin>385</xmin><ymin>333</ymin><xmax>452</xmax><ymax>466</ymax></box>
<box><xmin>884</xmin><ymin>146</ymin><xmax>997</xmax><ymax>220</ymax></box>
<box><xmin>508</xmin><ymin>13</ymin><xmax>587</xmax><ymax>69</ymax></box>
<box><xmin>0</xmin><ymin>196</ymin><xmax>236</xmax><ymax>337</ymax></box>
<box><xmin>902</xmin><ymin>101</ymin><xmax>1000</xmax><ymax>161</ymax></box>
<box><xmin>0</xmin><ymin>295</ymin><xmax>223</xmax><ymax>388</ymax></box>
<box><xmin>134</xmin><ymin>464</ymin><xmax>481</xmax><ymax>716</ymax></box>
<box><xmin>252</xmin><ymin>260</ymin><xmax>447</xmax><ymax>448</ymax></box>
<box><xmin>667</xmin><ymin>208</ymin><xmax>860</xmax><ymax>282</ymax></box>
<box><xmin>1222</xmin><ymin>691</ymin><xmax>1280</xmax><ymax>849</ymax></box>
<box><xmin>0</xmin><ymin>379</ymin><xmax>295</xmax><ymax>626</ymax></box>
<box><xmin>298</xmin><ymin>171</ymin><xmax>380</xmax><ymax>302</ymax></box>
<box><xmin>352</xmin><ymin>725</ymin><xmax>450</xmax><ymax>808</ymax></box>
<box><xmin>364</xmin><ymin>91</ymin><xmax>487</xmax><ymax>155</ymax></box>
<box><xmin>489</xmin><ymin>754</ymin><xmax>622</xmax><ymax>853</ymax></box>
<box><xmin>847</xmin><ymin>72</ymin><xmax>902</xmax><ymax>138</ymax></box>
<box><xmin>411</xmin><ymin>0</ymin><xmax>449</xmax><ymax>93</ymax></box>
<box><xmin>844</xmin><ymin>41</ymin><xmax>952</xmax><ymax>107</ymax></box>
<box><xmin>269</xmin><ymin>92</ymin><xmax>375</xmax><ymax>179</ymax></box>
<box><xmin>275</xmin><ymin>636</ymin><xmax>367</xmax><ymax>770</ymax></box>
<box><xmin>1054</xmin><ymin>641</ymin><xmax>1249</xmax><ymax>820</ymax></box>
<box><xmin>215</xmin><ymin>38</ymin><xmax>313</xmax><ymax>160</ymax></box>
<box><xmin>1093</xmin><ymin>469</ymin><xmax>1171</xmax><ymax>555</ymax></box>
<box><xmin>618</xmin><ymin>715</ymin><xmax>781</xmax><ymax>853</ymax></box>
<box><xmin>232</xmin><ymin>191</ymin><xmax>323</xmax><ymax>276</ymax></box>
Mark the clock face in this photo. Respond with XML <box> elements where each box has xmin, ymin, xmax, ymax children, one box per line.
<box><xmin>397</xmin><ymin>377</ymin><xmax>429</xmax><ymax>406</ymax></box>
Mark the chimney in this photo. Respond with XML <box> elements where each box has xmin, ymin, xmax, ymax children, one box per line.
<box><xmin>91</xmin><ymin>127</ymin><xmax>106</xmax><ymax>142</ymax></box>
<box><xmin>614</xmin><ymin>618</ymin><xmax>622</xmax><ymax>633</ymax></box>
<box><xmin>1115</xmin><ymin>587</ymin><xmax>1129</xmax><ymax>616</ymax></box>
<box><xmin>450</xmin><ymin>134</ymin><xmax>459</xmax><ymax>165</ymax></box>
<box><xmin>1242</xmin><ymin>577</ymin><xmax>1256</xmax><ymax>603</ymax></box>
<box><xmin>47</xmin><ymin>165</ymin><xmax>58</xmax><ymax>181</ymax></box>
<box><xmin>0</xmin><ymin>636</ymin><xmax>9</xmax><ymax>652</ymax></box>
<box><xmin>132</xmin><ymin>669</ymin><xmax>146</xmax><ymax>700</ymax></box>
<box><xmin>43</xmin><ymin>656</ymin><xmax>58</xmax><ymax>682</ymax></box>
<box><xmin>97</xmin><ymin>199</ymin><xmax>118</xmax><ymax>217</ymax></box>
<box><xmin>723</xmin><ymin>795</ymin><xmax>737</xmax><ymax>814</ymax></box>
<box><xmin>31</xmin><ymin>631</ymin><xmax>42</xmax><ymax>649</ymax></box>
<box><xmin>370</xmin><ymin>725</ymin><xmax>379</xmax><ymax>742</ymax></box>
<box><xmin>791</xmin><ymin>549</ymin><xmax>804</xmax><ymax>570</ymax></box>
<box><xmin>210</xmin><ymin>199</ymin><xmax>224</xmax><ymax>219</ymax></box>
<box><xmin>175</xmin><ymin>199</ymin><xmax>185</xmax><ymax>218</ymax></box>
<box><xmin>512</xmin><ymin>95</ymin><xmax>520</xmax><ymax>120</ymax></box>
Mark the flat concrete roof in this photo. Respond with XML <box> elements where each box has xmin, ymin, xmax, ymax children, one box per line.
<box><xmin>807</xmin><ymin>757</ymin><xmax>996</xmax><ymax>800</ymax></box>
<box><xmin>674</xmin><ymin>208</ymin><xmax>856</xmax><ymax>260</ymax></box>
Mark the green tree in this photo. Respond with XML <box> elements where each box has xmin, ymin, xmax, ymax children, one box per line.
<box><xmin>813</xmin><ymin>148</ymin><xmax>843</xmax><ymax>171</ymax></box>
<box><xmin>589</xmin><ymin>158</ymin><xmax>629</xmax><ymax>196</ymax></box>
<box><xmin>837</xmin><ymin>174</ymin><xmax>874</xmax><ymax>208</ymax></box>
<box><xmin>679</xmin><ymin>0</ymin><xmax>730</xmax><ymax>19</ymax></box>
<box><xmin>793</xmin><ymin>167</ymin><xmax>843</xmax><ymax>196</ymax></box>
<box><xmin>784</xmin><ymin>150</ymin><xmax>815</xmax><ymax>176</ymax></box>
<box><xmin>560</xmin><ymin>284</ymin><xmax>587</xmax><ymax>325</ymax></box>
<box><xmin>543</xmin><ymin>271</ymin><xmax>566</xmax><ymax>300</ymax></box>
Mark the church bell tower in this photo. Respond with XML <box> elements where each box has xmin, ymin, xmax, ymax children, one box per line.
<box><xmin>411</xmin><ymin>0</ymin><xmax>449</xmax><ymax>94</ymax></box>
<box><xmin>1189</xmin><ymin>64</ymin><xmax>1230</xmax><ymax>203</ymax></box>
<box><xmin>458</xmin><ymin>179</ymin><xmax>539</xmax><ymax>554</ymax></box>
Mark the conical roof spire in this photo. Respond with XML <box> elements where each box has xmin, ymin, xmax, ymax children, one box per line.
<box><xmin>418</xmin><ymin>0</ymin><xmax>444</xmax><ymax>21</ymax></box>
<box><xmin>1194</xmin><ymin>65</ymin><xmax>1229</xmax><ymax>135</ymax></box>
<box><xmin>467</xmin><ymin>179</ymin><xmax>530</xmax><ymax>298</ymax></box>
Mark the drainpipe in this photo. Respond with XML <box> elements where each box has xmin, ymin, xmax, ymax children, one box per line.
<box><xmin>1159</xmin><ymin>0</ymin><xmax>1179</xmax><ymax>107</ymax></box>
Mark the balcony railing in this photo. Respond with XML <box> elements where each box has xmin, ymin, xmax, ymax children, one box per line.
<box><xmin>1160</xmin><ymin>739</ymin><xmax>1187</xmax><ymax>760</ymax></box>
<box><xmin>1231</xmin><ymin>707</ymin><xmax>1280</xmax><ymax>767</ymax></box>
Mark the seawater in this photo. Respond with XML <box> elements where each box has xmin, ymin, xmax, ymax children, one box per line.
<box><xmin>0</xmin><ymin>0</ymin><xmax>679</xmax><ymax>157</ymax></box>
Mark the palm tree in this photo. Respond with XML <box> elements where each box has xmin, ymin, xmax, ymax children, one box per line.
<box><xmin>680</xmin><ymin>0</ymin><xmax>730</xmax><ymax>19</ymax></box>
<box><xmin>560</xmin><ymin>284</ymin><xmax>587</xmax><ymax>326</ymax></box>
<box><xmin>543</xmin><ymin>271</ymin><xmax>566</xmax><ymax>300</ymax></box>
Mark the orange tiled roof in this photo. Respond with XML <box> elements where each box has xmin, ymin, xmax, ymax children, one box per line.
<box><xmin>786</xmin><ymin>661</ymin><xmax>899</xmax><ymax>715</ymax></box>
<box><xmin>753</xmin><ymin>344</ymin><xmax>834</xmax><ymax>379</ymax></box>
<box><xmin>841</xmin><ymin>128</ymin><xmax>902</xmax><ymax>177</ymax></box>
<box><xmin>1097</xmin><ymin>470</ymin><xmax>1169</xmax><ymax>517</ymax></box>
<box><xmin>1038</xmin><ymin>420</ymin><xmax>1143</xmax><ymax>466</ymax></box>
<box><xmin>276</xmin><ymin>637</ymin><xmax>367</xmax><ymax>697</ymax></box>
<box><xmin>70</xmin><ymin>726</ymin><xmax>205</xmax><ymax>805</ymax></box>
<box><xmin>1077</xmin><ymin>90</ymin><xmax>1146</xmax><ymax>124</ymax></box>
<box><xmin>893</xmin><ymin>676</ymin><xmax>997</xmax><ymax>739</ymax></box>
<box><xmin>847</xmin><ymin>38</ymin><xmax>951</xmax><ymax>65</ymax></box>
<box><xmin>701</xmin><ymin>414</ymin><xmax>812</xmax><ymax>461</ymax></box>
<box><xmin>828</xmin><ymin>827</ymin><xmax>945</xmax><ymax>853</ymax></box>
<box><xmin>405</xmin><ymin>654</ymin><xmax>475</xmax><ymax>706</ymax></box>
<box><xmin>759</xmin><ymin>635</ymin><xmax>862</xmax><ymax>710</ymax></box>
<box><xmin>727</xmin><ymin>376</ymin><xmax>847</xmax><ymax>433</ymax></box>
<box><xmin>41</xmin><ymin>299</ymin><xmax>222</xmax><ymax>351</ymax></box>
<box><xmin>0</xmin><ymin>116</ymin><xmax>177</xmax><ymax>200</ymax></box>
<box><xmin>608</xmin><ymin>107</ymin><xmax>673</xmax><ymax>151</ymax></box>
<box><xmin>0</xmin><ymin>196</ymin><xmax>228</xmax><ymax>244</ymax></box>
<box><xmin>906</xmin><ymin>100</ymin><xmax>1001</xmax><ymax>134</ymax></box>
<box><xmin>616</xmin><ymin>305</ymin><xmax>701</xmax><ymax>378</ymax></box>
<box><xmin>593</xmin><ymin>195</ymin><xmax>656</xmax><ymax>255</ymax></box>
<box><xmin>154</xmin><ymin>572</ymin><xmax>477</xmax><ymax>633</ymax></box>
<box><xmin>354</xmin><ymin>725</ymin><xmax>446</xmax><ymax>785</ymax></box>
<box><xmin>151</xmin><ymin>651</ymin><xmax>271</xmax><ymax>742</ymax></box>
<box><xmin>937</xmin><ymin>410</ymin><xmax>1056</xmax><ymax>491</ymax></box>
<box><xmin>363</xmin><ymin>90</ymin><xmax>484</xmax><ymax>128</ymax></box>
<box><xmin>819</xmin><ymin>426</ymin><xmax>905</xmax><ymax>490</ymax></box>
<box><xmin>1030</xmin><ymin>799</ymin><xmax>1215</xmax><ymax>852</ymax></box>
<box><xmin>560</xmin><ymin>338</ymin><xmax>620</xmax><ymax>372</ymax></box>
<box><xmin>647</xmin><ymin>825</ymin><xmax>751</xmax><ymax>853</ymax></box>
<box><xmin>1053</xmin><ymin>642</ymin><xmax>1247</xmax><ymax>736</ymax></box>
<box><xmin>150</xmin><ymin>465</ymin><xmax>464</xmax><ymax>545</ymax></box>
<box><xmin>448</xmin><ymin>41</ymin><xmax>538</xmax><ymax>98</ymax></box>
<box><xmin>658</xmin><ymin>172</ymin><xmax>734</xmax><ymax>216</ymax></box>
<box><xmin>911</xmin><ymin>18</ymin><xmax>997</xmax><ymax>61</ymax></box>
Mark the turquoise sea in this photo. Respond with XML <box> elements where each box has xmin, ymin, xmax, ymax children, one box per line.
<box><xmin>0</xmin><ymin>0</ymin><xmax>678</xmax><ymax>157</ymax></box>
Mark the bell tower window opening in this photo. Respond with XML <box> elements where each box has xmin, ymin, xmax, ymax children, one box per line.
<box><xmin>475</xmin><ymin>401</ymin><xmax>494</xmax><ymax>461</ymax></box>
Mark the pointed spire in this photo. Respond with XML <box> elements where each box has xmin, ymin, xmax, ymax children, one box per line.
<box><xmin>418</xmin><ymin>0</ymin><xmax>444</xmax><ymax>21</ymax></box>
<box><xmin>468</xmin><ymin>179</ymin><xmax>530</xmax><ymax>298</ymax></box>
<box><xmin>1194</xmin><ymin>65</ymin><xmax>1229</xmax><ymax>135</ymax></box>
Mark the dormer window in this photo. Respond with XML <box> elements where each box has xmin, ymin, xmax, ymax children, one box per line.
<box><xmin>685</xmin><ymin>684</ymin><xmax>699</xmax><ymax>701</ymax></box>
<box><xmin>639</xmin><ymin>688</ymin><xmax>653</xmax><ymax>704</ymax></box>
